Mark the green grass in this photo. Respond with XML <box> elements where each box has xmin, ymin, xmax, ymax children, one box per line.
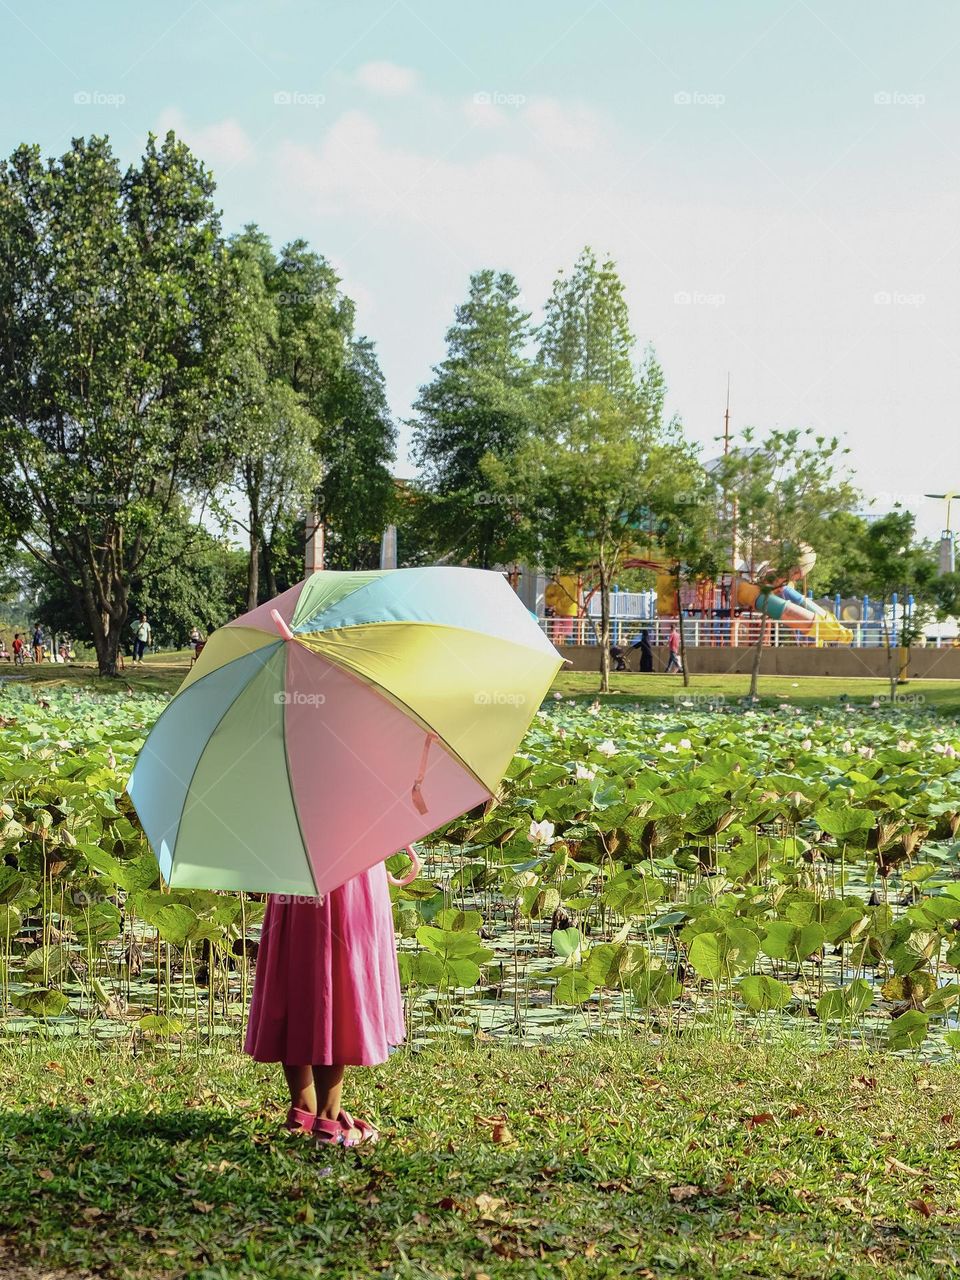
<box><xmin>2</xmin><ymin>1038</ymin><xmax>959</xmax><ymax>1279</ymax></box>
<box><xmin>7</xmin><ymin>657</ymin><xmax>960</xmax><ymax>713</ymax></box>
<box><xmin>552</xmin><ymin>671</ymin><xmax>960</xmax><ymax>713</ymax></box>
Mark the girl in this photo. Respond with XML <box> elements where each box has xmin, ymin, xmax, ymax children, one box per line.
<box><xmin>243</xmin><ymin>863</ymin><xmax>405</xmax><ymax>1147</ymax></box>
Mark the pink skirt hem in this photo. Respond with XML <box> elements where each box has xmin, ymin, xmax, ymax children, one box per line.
<box><xmin>243</xmin><ymin>864</ymin><xmax>406</xmax><ymax>1067</ymax></box>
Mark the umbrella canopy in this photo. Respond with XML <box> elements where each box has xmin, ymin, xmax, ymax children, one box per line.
<box><xmin>127</xmin><ymin>567</ymin><xmax>562</xmax><ymax>897</ymax></box>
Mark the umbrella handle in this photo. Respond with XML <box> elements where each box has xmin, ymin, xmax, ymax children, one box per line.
<box><xmin>386</xmin><ymin>844</ymin><xmax>421</xmax><ymax>887</ymax></box>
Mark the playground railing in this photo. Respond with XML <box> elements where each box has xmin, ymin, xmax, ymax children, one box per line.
<box><xmin>542</xmin><ymin>616</ymin><xmax>895</xmax><ymax>649</ymax></box>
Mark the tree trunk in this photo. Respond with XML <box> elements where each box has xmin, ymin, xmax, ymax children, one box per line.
<box><xmin>247</xmin><ymin>527</ymin><xmax>260</xmax><ymax>612</ymax></box>
<box><xmin>77</xmin><ymin>571</ymin><xmax>126</xmax><ymax>677</ymax></box>
<box><xmin>676</xmin><ymin>580</ymin><xmax>690</xmax><ymax>688</ymax></box>
<box><xmin>599</xmin><ymin>568</ymin><xmax>611</xmax><ymax>694</ymax></box>
<box><xmin>262</xmin><ymin>535</ymin><xmax>278</xmax><ymax>602</ymax></box>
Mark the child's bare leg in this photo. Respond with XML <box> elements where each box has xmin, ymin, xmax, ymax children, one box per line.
<box><xmin>312</xmin><ymin>1065</ymin><xmax>345</xmax><ymax>1120</ymax></box>
<box><xmin>283</xmin><ymin>1064</ymin><xmax>316</xmax><ymax>1121</ymax></box>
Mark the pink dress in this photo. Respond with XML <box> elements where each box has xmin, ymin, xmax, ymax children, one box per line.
<box><xmin>243</xmin><ymin>864</ymin><xmax>405</xmax><ymax>1066</ymax></box>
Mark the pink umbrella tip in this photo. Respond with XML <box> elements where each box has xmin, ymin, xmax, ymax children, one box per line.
<box><xmin>270</xmin><ymin>609</ymin><xmax>295</xmax><ymax>641</ymax></box>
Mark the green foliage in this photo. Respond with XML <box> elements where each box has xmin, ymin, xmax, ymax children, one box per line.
<box><xmin>0</xmin><ymin>133</ymin><xmax>237</xmax><ymax>674</ymax></box>
<box><xmin>410</xmin><ymin>269</ymin><xmax>534</xmax><ymax>568</ymax></box>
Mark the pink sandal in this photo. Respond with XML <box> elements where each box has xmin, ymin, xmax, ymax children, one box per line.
<box><xmin>338</xmin><ymin>1109</ymin><xmax>379</xmax><ymax>1147</ymax></box>
<box><xmin>284</xmin><ymin>1107</ymin><xmax>344</xmax><ymax>1146</ymax></box>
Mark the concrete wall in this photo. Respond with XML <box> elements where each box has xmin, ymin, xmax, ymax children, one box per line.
<box><xmin>558</xmin><ymin>644</ymin><xmax>960</xmax><ymax>679</ymax></box>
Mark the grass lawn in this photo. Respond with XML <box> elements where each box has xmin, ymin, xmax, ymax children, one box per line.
<box><xmin>552</xmin><ymin>672</ymin><xmax>960</xmax><ymax>713</ymax></box>
<box><xmin>2</xmin><ymin>1037</ymin><xmax>959</xmax><ymax>1279</ymax></box>
<box><xmin>5</xmin><ymin>656</ymin><xmax>960</xmax><ymax>713</ymax></box>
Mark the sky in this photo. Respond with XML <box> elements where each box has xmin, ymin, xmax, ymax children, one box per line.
<box><xmin>3</xmin><ymin>0</ymin><xmax>959</xmax><ymax>541</ymax></box>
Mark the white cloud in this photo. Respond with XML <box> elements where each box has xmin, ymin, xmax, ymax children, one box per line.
<box><xmin>156</xmin><ymin>108</ymin><xmax>254</xmax><ymax>170</ymax></box>
<box><xmin>461</xmin><ymin>96</ymin><xmax>508</xmax><ymax>130</ymax></box>
<box><xmin>353</xmin><ymin>61</ymin><xmax>419</xmax><ymax>96</ymax></box>
<box><xmin>525</xmin><ymin>98</ymin><xmax>607</xmax><ymax>151</ymax></box>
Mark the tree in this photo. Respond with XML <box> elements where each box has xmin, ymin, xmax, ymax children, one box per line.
<box><xmin>318</xmin><ymin>336</ymin><xmax>397</xmax><ymax>570</ymax></box>
<box><xmin>29</xmin><ymin>506</ymin><xmax>247</xmax><ymax>649</ymax></box>
<box><xmin>410</xmin><ymin>270</ymin><xmax>534</xmax><ymax>568</ymax></box>
<box><xmin>716</xmin><ymin>429</ymin><xmax>860</xmax><ymax>698</ymax></box>
<box><xmin>507</xmin><ymin>251</ymin><xmax>692</xmax><ymax>693</ymax></box>
<box><xmin>225</xmin><ymin>229</ymin><xmax>394</xmax><ymax>591</ymax></box>
<box><xmin>857</xmin><ymin>510</ymin><xmax>951</xmax><ymax>698</ymax></box>
<box><xmin>653</xmin><ymin>461</ymin><xmax>728</xmax><ymax>688</ymax></box>
<box><xmin>537</xmin><ymin>247</ymin><xmax>638</xmax><ymax>399</ymax></box>
<box><xmin>0</xmin><ymin>132</ymin><xmax>237</xmax><ymax>675</ymax></box>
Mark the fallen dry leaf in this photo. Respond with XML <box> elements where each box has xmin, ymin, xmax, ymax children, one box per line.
<box><xmin>474</xmin><ymin>1193</ymin><xmax>506</xmax><ymax>1221</ymax></box>
<box><xmin>191</xmin><ymin>1200</ymin><xmax>215</xmax><ymax>1214</ymax></box>
<box><xmin>81</xmin><ymin>1207</ymin><xmax>103</xmax><ymax>1220</ymax></box>
<box><xmin>907</xmin><ymin>1198</ymin><xmax>934</xmax><ymax>1217</ymax></box>
<box><xmin>37</xmin><ymin>1169</ymin><xmax>54</xmax><ymax>1182</ymax></box>
<box><xmin>669</xmin><ymin>1185</ymin><xmax>700</xmax><ymax>1202</ymax></box>
<box><xmin>744</xmin><ymin>1112</ymin><xmax>776</xmax><ymax>1130</ymax></box>
<box><xmin>885</xmin><ymin>1156</ymin><xmax>925</xmax><ymax>1178</ymax></box>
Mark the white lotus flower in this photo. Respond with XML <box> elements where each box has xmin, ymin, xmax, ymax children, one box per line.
<box><xmin>574</xmin><ymin>763</ymin><xmax>597</xmax><ymax>781</ymax></box>
<box><xmin>858</xmin><ymin>745</ymin><xmax>875</xmax><ymax>758</ymax></box>
<box><xmin>841</xmin><ymin>740</ymin><xmax>853</xmax><ymax>753</ymax></box>
<box><xmin>678</xmin><ymin>738</ymin><xmax>692</xmax><ymax>750</ymax></box>
<box><xmin>800</xmin><ymin>738</ymin><xmax>812</xmax><ymax>750</ymax></box>
<box><xmin>596</xmin><ymin>739</ymin><xmax>618</xmax><ymax>757</ymax></box>
<box><xmin>552</xmin><ymin>691</ymin><xmax>563</xmax><ymax>700</ymax></box>
<box><xmin>661</xmin><ymin>742</ymin><xmax>678</xmax><ymax>753</ymax></box>
<box><xmin>588</xmin><ymin>701</ymin><xmax>602</xmax><ymax>716</ymax></box>
<box><xmin>527</xmin><ymin>819</ymin><xmax>556</xmax><ymax>846</ymax></box>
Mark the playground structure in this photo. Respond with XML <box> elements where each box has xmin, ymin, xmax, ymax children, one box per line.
<box><xmin>543</xmin><ymin>543</ymin><xmax>855</xmax><ymax>649</ymax></box>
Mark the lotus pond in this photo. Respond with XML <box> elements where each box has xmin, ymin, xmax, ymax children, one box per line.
<box><xmin>1</xmin><ymin>683</ymin><xmax>960</xmax><ymax>1058</ymax></box>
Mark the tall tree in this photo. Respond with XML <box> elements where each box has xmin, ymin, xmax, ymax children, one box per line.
<box><xmin>715</xmin><ymin>428</ymin><xmax>859</xmax><ymax>697</ymax></box>
<box><xmin>537</xmin><ymin>247</ymin><xmax>638</xmax><ymax>401</ymax></box>
<box><xmin>410</xmin><ymin>270</ymin><xmax>534</xmax><ymax>567</ymax></box>
<box><xmin>0</xmin><ymin>132</ymin><xmax>237</xmax><ymax>674</ymax></box>
<box><xmin>504</xmin><ymin>251</ymin><xmax>686</xmax><ymax>692</ymax></box>
<box><xmin>490</xmin><ymin>249</ymin><xmax>685</xmax><ymax>692</ymax></box>
<box><xmin>225</xmin><ymin>228</ymin><xmax>393</xmax><ymax>592</ymax></box>
<box><xmin>318</xmin><ymin>336</ymin><xmax>397</xmax><ymax>570</ymax></box>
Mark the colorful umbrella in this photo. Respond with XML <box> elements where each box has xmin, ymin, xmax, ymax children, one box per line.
<box><xmin>127</xmin><ymin>568</ymin><xmax>562</xmax><ymax>896</ymax></box>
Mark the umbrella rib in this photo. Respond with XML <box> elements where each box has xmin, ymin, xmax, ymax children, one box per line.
<box><xmin>278</xmin><ymin>642</ymin><xmax>320</xmax><ymax>899</ymax></box>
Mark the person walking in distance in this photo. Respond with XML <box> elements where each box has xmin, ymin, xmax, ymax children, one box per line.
<box><xmin>665</xmin><ymin>622</ymin><xmax>683</xmax><ymax>674</ymax></box>
<box><xmin>31</xmin><ymin>624</ymin><xmax>44</xmax><ymax>664</ymax></box>
<box><xmin>132</xmin><ymin>613</ymin><xmax>152</xmax><ymax>665</ymax></box>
